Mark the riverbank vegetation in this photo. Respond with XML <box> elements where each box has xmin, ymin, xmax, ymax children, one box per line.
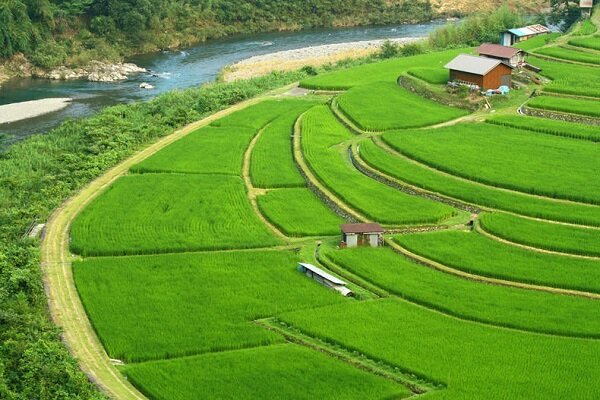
<box><xmin>0</xmin><ymin>70</ymin><xmax>305</xmax><ymax>398</ymax></box>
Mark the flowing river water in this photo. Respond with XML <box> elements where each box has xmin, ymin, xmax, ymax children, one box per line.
<box><xmin>0</xmin><ymin>20</ymin><xmax>447</xmax><ymax>144</ymax></box>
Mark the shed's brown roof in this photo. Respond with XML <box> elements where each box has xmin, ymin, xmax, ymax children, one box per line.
<box><xmin>340</xmin><ymin>223</ymin><xmax>384</xmax><ymax>234</ymax></box>
<box><xmin>477</xmin><ymin>43</ymin><xmax>523</xmax><ymax>59</ymax></box>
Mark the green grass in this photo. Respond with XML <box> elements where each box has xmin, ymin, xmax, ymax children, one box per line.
<box><xmin>568</xmin><ymin>36</ymin><xmax>600</xmax><ymax>50</ymax></box>
<box><xmin>486</xmin><ymin>115</ymin><xmax>600</xmax><ymax>142</ymax></box>
<box><xmin>530</xmin><ymin>56</ymin><xmax>600</xmax><ymax>98</ymax></box>
<box><xmin>534</xmin><ymin>45</ymin><xmax>600</xmax><ymax>65</ymax></box>
<box><xmin>123</xmin><ymin>344</ymin><xmax>411</xmax><ymax>400</ymax></box>
<box><xmin>300</xmin><ymin>48</ymin><xmax>468</xmax><ymax>90</ymax></box>
<box><xmin>279</xmin><ymin>299</ymin><xmax>600</xmax><ymax>399</ymax></box>
<box><xmin>131</xmin><ymin>126</ymin><xmax>255</xmax><ymax>175</ymax></box>
<box><xmin>358</xmin><ymin>139</ymin><xmax>600</xmax><ymax>226</ymax></box>
<box><xmin>257</xmin><ymin>188</ymin><xmax>345</xmax><ymax>236</ymax></box>
<box><xmin>336</xmin><ymin>82</ymin><xmax>467</xmax><ymax>131</ymax></box>
<box><xmin>70</xmin><ymin>174</ymin><xmax>282</xmax><ymax>256</ymax></box>
<box><xmin>250</xmin><ymin>103</ymin><xmax>315</xmax><ymax>188</ymax></box>
<box><xmin>382</xmin><ymin>123</ymin><xmax>600</xmax><ymax>205</ymax></box>
<box><xmin>301</xmin><ymin>105</ymin><xmax>456</xmax><ymax>225</ymax></box>
<box><xmin>209</xmin><ymin>99</ymin><xmax>304</xmax><ymax>130</ymax></box>
<box><xmin>572</xmin><ymin>19</ymin><xmax>598</xmax><ymax>36</ymax></box>
<box><xmin>513</xmin><ymin>32</ymin><xmax>561</xmax><ymax>50</ymax></box>
<box><xmin>407</xmin><ymin>67</ymin><xmax>449</xmax><ymax>84</ymax></box>
<box><xmin>395</xmin><ymin>229</ymin><xmax>600</xmax><ymax>293</ymax></box>
<box><xmin>320</xmin><ymin>243</ymin><xmax>600</xmax><ymax>337</ymax></box>
<box><xmin>479</xmin><ymin>212</ymin><xmax>600</xmax><ymax>257</ymax></box>
<box><xmin>73</xmin><ymin>250</ymin><xmax>345</xmax><ymax>362</ymax></box>
<box><xmin>527</xmin><ymin>95</ymin><xmax>600</xmax><ymax>118</ymax></box>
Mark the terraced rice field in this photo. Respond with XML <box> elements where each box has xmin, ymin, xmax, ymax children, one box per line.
<box><xmin>336</xmin><ymin>82</ymin><xmax>467</xmax><ymax>131</ymax></box>
<box><xmin>358</xmin><ymin>139</ymin><xmax>600</xmax><ymax>225</ymax></box>
<box><xmin>568</xmin><ymin>36</ymin><xmax>600</xmax><ymax>51</ymax></box>
<box><xmin>68</xmin><ymin>19</ymin><xmax>600</xmax><ymax>400</ymax></box>
<box><xmin>250</xmin><ymin>102</ymin><xmax>318</xmax><ymax>188</ymax></box>
<box><xmin>70</xmin><ymin>174</ymin><xmax>282</xmax><ymax>255</ymax></box>
<box><xmin>486</xmin><ymin>114</ymin><xmax>600</xmax><ymax>141</ymax></box>
<box><xmin>530</xmin><ymin>56</ymin><xmax>600</xmax><ymax>98</ymax></box>
<box><xmin>527</xmin><ymin>95</ymin><xmax>600</xmax><ymax>118</ymax></box>
<box><xmin>257</xmin><ymin>188</ymin><xmax>345</xmax><ymax>236</ymax></box>
<box><xmin>479</xmin><ymin>212</ymin><xmax>600</xmax><ymax>257</ymax></box>
<box><xmin>407</xmin><ymin>67</ymin><xmax>449</xmax><ymax>84</ymax></box>
<box><xmin>123</xmin><ymin>344</ymin><xmax>410</xmax><ymax>400</ymax></box>
<box><xmin>381</xmin><ymin>123</ymin><xmax>600</xmax><ymax>204</ymax></box>
<box><xmin>279</xmin><ymin>299</ymin><xmax>600</xmax><ymax>399</ymax></box>
<box><xmin>301</xmin><ymin>105</ymin><xmax>456</xmax><ymax>225</ymax></box>
<box><xmin>319</xmin><ymin>242</ymin><xmax>600</xmax><ymax>337</ymax></box>
<box><xmin>395</xmin><ymin>230</ymin><xmax>600</xmax><ymax>293</ymax></box>
<box><xmin>534</xmin><ymin>46</ymin><xmax>600</xmax><ymax>65</ymax></box>
<box><xmin>73</xmin><ymin>250</ymin><xmax>344</xmax><ymax>361</ymax></box>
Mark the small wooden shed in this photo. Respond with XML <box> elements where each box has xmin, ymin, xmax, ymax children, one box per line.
<box><xmin>581</xmin><ymin>0</ymin><xmax>593</xmax><ymax>17</ymax></box>
<box><xmin>444</xmin><ymin>54</ymin><xmax>513</xmax><ymax>90</ymax></box>
<box><xmin>477</xmin><ymin>43</ymin><xmax>526</xmax><ymax>68</ymax></box>
<box><xmin>500</xmin><ymin>24</ymin><xmax>550</xmax><ymax>46</ymax></box>
<box><xmin>297</xmin><ymin>263</ymin><xmax>353</xmax><ymax>296</ymax></box>
<box><xmin>340</xmin><ymin>223</ymin><xmax>384</xmax><ymax>248</ymax></box>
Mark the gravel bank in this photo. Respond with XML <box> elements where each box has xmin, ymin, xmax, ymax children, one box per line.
<box><xmin>223</xmin><ymin>37</ymin><xmax>422</xmax><ymax>82</ymax></box>
<box><xmin>0</xmin><ymin>98</ymin><xmax>72</xmax><ymax>124</ymax></box>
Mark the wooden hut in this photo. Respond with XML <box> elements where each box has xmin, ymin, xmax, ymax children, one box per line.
<box><xmin>477</xmin><ymin>43</ymin><xmax>526</xmax><ymax>68</ymax></box>
<box><xmin>444</xmin><ymin>54</ymin><xmax>513</xmax><ymax>90</ymax></box>
<box><xmin>340</xmin><ymin>223</ymin><xmax>384</xmax><ymax>248</ymax></box>
<box><xmin>581</xmin><ymin>0</ymin><xmax>593</xmax><ymax>17</ymax></box>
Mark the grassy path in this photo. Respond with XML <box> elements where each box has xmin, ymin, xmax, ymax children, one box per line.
<box><xmin>40</xmin><ymin>86</ymin><xmax>295</xmax><ymax>400</ymax></box>
<box><xmin>386</xmin><ymin>239</ymin><xmax>600</xmax><ymax>300</ymax></box>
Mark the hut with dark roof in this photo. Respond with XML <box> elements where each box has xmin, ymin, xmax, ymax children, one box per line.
<box><xmin>477</xmin><ymin>43</ymin><xmax>526</xmax><ymax>67</ymax></box>
<box><xmin>340</xmin><ymin>223</ymin><xmax>384</xmax><ymax>248</ymax></box>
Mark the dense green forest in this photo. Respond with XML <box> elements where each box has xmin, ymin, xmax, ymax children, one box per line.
<box><xmin>0</xmin><ymin>0</ymin><xmax>433</xmax><ymax>69</ymax></box>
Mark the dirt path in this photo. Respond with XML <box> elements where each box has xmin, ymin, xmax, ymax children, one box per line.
<box><xmin>40</xmin><ymin>84</ymin><xmax>296</xmax><ymax>400</ymax></box>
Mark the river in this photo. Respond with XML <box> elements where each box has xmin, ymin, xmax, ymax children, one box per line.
<box><xmin>0</xmin><ymin>20</ymin><xmax>446</xmax><ymax>144</ymax></box>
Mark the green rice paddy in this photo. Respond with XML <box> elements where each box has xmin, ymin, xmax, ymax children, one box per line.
<box><xmin>336</xmin><ymin>82</ymin><xmax>467</xmax><ymax>131</ymax></box>
<box><xmin>69</xmin><ymin>22</ymin><xmax>600</xmax><ymax>400</ymax></box>
<box><xmin>70</xmin><ymin>174</ymin><xmax>282</xmax><ymax>256</ymax></box>
<box><xmin>395</xmin><ymin>230</ymin><xmax>600</xmax><ymax>293</ymax></box>
<box><xmin>320</xmin><ymin>242</ymin><xmax>600</xmax><ymax>337</ymax></box>
<box><xmin>479</xmin><ymin>212</ymin><xmax>600</xmax><ymax>257</ymax></box>
<box><xmin>257</xmin><ymin>188</ymin><xmax>345</xmax><ymax>236</ymax></box>
<box><xmin>301</xmin><ymin>105</ymin><xmax>456</xmax><ymax>225</ymax></box>
<box><xmin>382</xmin><ymin>123</ymin><xmax>600</xmax><ymax>204</ymax></box>
<box><xmin>73</xmin><ymin>250</ymin><xmax>344</xmax><ymax>362</ymax></box>
<box><xmin>527</xmin><ymin>95</ymin><xmax>600</xmax><ymax>118</ymax></box>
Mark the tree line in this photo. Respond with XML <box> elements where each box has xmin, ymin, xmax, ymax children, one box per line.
<box><xmin>0</xmin><ymin>0</ymin><xmax>433</xmax><ymax>69</ymax></box>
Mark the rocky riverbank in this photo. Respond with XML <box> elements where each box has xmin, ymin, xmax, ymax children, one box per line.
<box><xmin>222</xmin><ymin>37</ymin><xmax>421</xmax><ymax>82</ymax></box>
<box><xmin>0</xmin><ymin>55</ymin><xmax>146</xmax><ymax>84</ymax></box>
